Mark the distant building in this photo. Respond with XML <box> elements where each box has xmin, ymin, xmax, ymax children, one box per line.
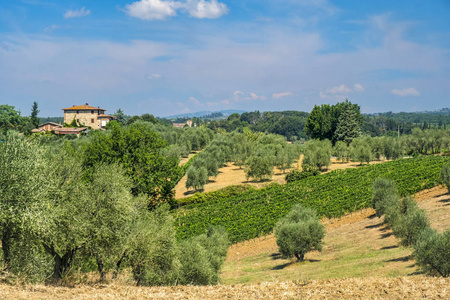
<box><xmin>31</xmin><ymin>122</ymin><xmax>62</xmax><ymax>133</ymax></box>
<box><xmin>172</xmin><ymin>119</ymin><xmax>195</xmax><ymax>128</ymax></box>
<box><xmin>32</xmin><ymin>122</ymin><xmax>88</xmax><ymax>136</ymax></box>
<box><xmin>62</xmin><ymin>103</ymin><xmax>115</xmax><ymax>129</ymax></box>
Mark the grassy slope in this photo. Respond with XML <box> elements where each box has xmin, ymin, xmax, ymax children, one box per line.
<box><xmin>221</xmin><ymin>186</ymin><xmax>450</xmax><ymax>284</ymax></box>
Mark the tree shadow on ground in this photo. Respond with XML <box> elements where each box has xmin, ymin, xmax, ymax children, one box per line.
<box><xmin>380</xmin><ymin>232</ymin><xmax>393</xmax><ymax>239</ymax></box>
<box><xmin>368</xmin><ymin>213</ymin><xmax>378</xmax><ymax>219</ymax></box>
<box><xmin>184</xmin><ymin>190</ymin><xmax>201</xmax><ymax>196</ymax></box>
<box><xmin>380</xmin><ymin>245</ymin><xmax>399</xmax><ymax>250</ymax></box>
<box><xmin>365</xmin><ymin>222</ymin><xmax>384</xmax><ymax>229</ymax></box>
<box><xmin>384</xmin><ymin>255</ymin><xmax>412</xmax><ymax>263</ymax></box>
<box><xmin>272</xmin><ymin>259</ymin><xmax>320</xmax><ymax>270</ymax></box>
<box><xmin>270</xmin><ymin>253</ymin><xmax>283</xmax><ymax>260</ymax></box>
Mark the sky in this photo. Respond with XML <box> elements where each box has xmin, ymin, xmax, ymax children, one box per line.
<box><xmin>1</xmin><ymin>0</ymin><xmax>450</xmax><ymax>117</ymax></box>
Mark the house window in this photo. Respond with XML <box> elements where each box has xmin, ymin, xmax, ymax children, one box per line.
<box><xmin>76</xmin><ymin>110</ymin><xmax>79</xmax><ymax>114</ymax></box>
<box><xmin>91</xmin><ymin>110</ymin><xmax>94</xmax><ymax>114</ymax></box>
<box><xmin>91</xmin><ymin>119</ymin><xmax>94</xmax><ymax>123</ymax></box>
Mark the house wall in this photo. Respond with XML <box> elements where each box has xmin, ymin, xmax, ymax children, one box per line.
<box><xmin>64</xmin><ymin>110</ymin><xmax>104</xmax><ymax>129</ymax></box>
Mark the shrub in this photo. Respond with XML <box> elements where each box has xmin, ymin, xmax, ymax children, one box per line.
<box><xmin>178</xmin><ymin>226</ymin><xmax>229</xmax><ymax>285</ymax></box>
<box><xmin>441</xmin><ymin>164</ymin><xmax>450</xmax><ymax>191</ymax></box>
<box><xmin>371</xmin><ymin>178</ymin><xmax>398</xmax><ymax>217</ymax></box>
<box><xmin>285</xmin><ymin>169</ymin><xmax>320</xmax><ymax>183</ymax></box>
<box><xmin>414</xmin><ymin>228</ymin><xmax>450</xmax><ymax>277</ymax></box>
<box><xmin>383</xmin><ymin>194</ymin><xmax>402</xmax><ymax>226</ymax></box>
<box><xmin>392</xmin><ymin>201</ymin><xmax>430</xmax><ymax>246</ymax></box>
<box><xmin>275</xmin><ymin>205</ymin><xmax>325</xmax><ymax>261</ymax></box>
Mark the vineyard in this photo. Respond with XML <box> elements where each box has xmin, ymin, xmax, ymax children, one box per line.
<box><xmin>174</xmin><ymin>155</ymin><xmax>450</xmax><ymax>243</ymax></box>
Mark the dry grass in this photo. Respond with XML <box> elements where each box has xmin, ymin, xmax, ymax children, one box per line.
<box><xmin>0</xmin><ymin>277</ymin><xmax>448</xmax><ymax>299</ymax></box>
<box><xmin>175</xmin><ymin>155</ymin><xmax>390</xmax><ymax>199</ymax></box>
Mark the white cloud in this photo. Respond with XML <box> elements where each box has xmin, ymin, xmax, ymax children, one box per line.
<box><xmin>272</xmin><ymin>91</ymin><xmax>293</xmax><ymax>99</ymax></box>
<box><xmin>327</xmin><ymin>84</ymin><xmax>352</xmax><ymax>94</ymax></box>
<box><xmin>146</xmin><ymin>73</ymin><xmax>161</xmax><ymax>79</ymax></box>
<box><xmin>125</xmin><ymin>0</ymin><xmax>179</xmax><ymax>20</ymax></box>
<box><xmin>354</xmin><ymin>83</ymin><xmax>365</xmax><ymax>92</ymax></box>
<box><xmin>391</xmin><ymin>87</ymin><xmax>420</xmax><ymax>97</ymax></box>
<box><xmin>64</xmin><ymin>7</ymin><xmax>91</xmax><ymax>19</ymax></box>
<box><xmin>232</xmin><ymin>90</ymin><xmax>266</xmax><ymax>101</ymax></box>
<box><xmin>189</xmin><ymin>96</ymin><xmax>201</xmax><ymax>105</ymax></box>
<box><xmin>125</xmin><ymin>0</ymin><xmax>227</xmax><ymax>20</ymax></box>
<box><xmin>185</xmin><ymin>0</ymin><xmax>228</xmax><ymax>19</ymax></box>
<box><xmin>44</xmin><ymin>25</ymin><xmax>60</xmax><ymax>32</ymax></box>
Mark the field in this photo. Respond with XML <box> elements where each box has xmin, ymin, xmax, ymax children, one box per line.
<box><xmin>0</xmin><ymin>277</ymin><xmax>448</xmax><ymax>299</ymax></box>
<box><xmin>1</xmin><ymin>186</ymin><xmax>448</xmax><ymax>299</ymax></box>
<box><xmin>174</xmin><ymin>155</ymin><xmax>449</xmax><ymax>242</ymax></box>
<box><xmin>175</xmin><ymin>155</ymin><xmax>389</xmax><ymax>199</ymax></box>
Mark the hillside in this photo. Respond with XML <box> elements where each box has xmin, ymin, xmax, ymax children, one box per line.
<box><xmin>221</xmin><ymin>185</ymin><xmax>450</xmax><ymax>284</ymax></box>
<box><xmin>1</xmin><ymin>186</ymin><xmax>448</xmax><ymax>299</ymax></box>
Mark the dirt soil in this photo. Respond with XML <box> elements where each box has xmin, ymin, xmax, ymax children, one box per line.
<box><xmin>175</xmin><ymin>155</ymin><xmax>389</xmax><ymax>199</ymax></box>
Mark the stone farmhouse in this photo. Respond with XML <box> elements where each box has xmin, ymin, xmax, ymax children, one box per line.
<box><xmin>62</xmin><ymin>103</ymin><xmax>115</xmax><ymax>129</ymax></box>
<box><xmin>173</xmin><ymin>119</ymin><xmax>195</xmax><ymax>128</ymax></box>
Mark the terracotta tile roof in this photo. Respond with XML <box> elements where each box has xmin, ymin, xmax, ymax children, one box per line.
<box><xmin>97</xmin><ymin>114</ymin><xmax>115</xmax><ymax>119</ymax></box>
<box><xmin>62</xmin><ymin>104</ymin><xmax>106</xmax><ymax>111</ymax></box>
<box><xmin>55</xmin><ymin>127</ymin><xmax>88</xmax><ymax>135</ymax></box>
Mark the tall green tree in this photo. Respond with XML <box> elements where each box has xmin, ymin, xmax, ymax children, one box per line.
<box><xmin>30</xmin><ymin>101</ymin><xmax>40</xmax><ymax>128</ymax></box>
<box><xmin>113</xmin><ymin>108</ymin><xmax>127</xmax><ymax>124</ymax></box>
<box><xmin>82</xmin><ymin>121</ymin><xmax>181</xmax><ymax>207</ymax></box>
<box><xmin>305</xmin><ymin>100</ymin><xmax>362</xmax><ymax>143</ymax></box>
<box><xmin>334</xmin><ymin>100</ymin><xmax>360</xmax><ymax>145</ymax></box>
<box><xmin>0</xmin><ymin>105</ymin><xmax>24</xmax><ymax>134</ymax></box>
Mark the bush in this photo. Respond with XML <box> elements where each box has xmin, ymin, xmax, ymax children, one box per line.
<box><xmin>371</xmin><ymin>178</ymin><xmax>398</xmax><ymax>217</ymax></box>
<box><xmin>178</xmin><ymin>226</ymin><xmax>229</xmax><ymax>285</ymax></box>
<box><xmin>285</xmin><ymin>169</ymin><xmax>320</xmax><ymax>183</ymax></box>
<box><xmin>392</xmin><ymin>199</ymin><xmax>430</xmax><ymax>246</ymax></box>
<box><xmin>414</xmin><ymin>228</ymin><xmax>450</xmax><ymax>277</ymax></box>
<box><xmin>441</xmin><ymin>164</ymin><xmax>450</xmax><ymax>191</ymax></box>
<box><xmin>383</xmin><ymin>194</ymin><xmax>402</xmax><ymax>226</ymax></box>
<box><xmin>275</xmin><ymin>205</ymin><xmax>325</xmax><ymax>261</ymax></box>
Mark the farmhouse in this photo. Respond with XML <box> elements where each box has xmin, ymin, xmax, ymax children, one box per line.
<box><xmin>173</xmin><ymin>119</ymin><xmax>195</xmax><ymax>128</ymax></box>
<box><xmin>62</xmin><ymin>103</ymin><xmax>115</xmax><ymax>129</ymax></box>
<box><xmin>31</xmin><ymin>121</ymin><xmax>62</xmax><ymax>133</ymax></box>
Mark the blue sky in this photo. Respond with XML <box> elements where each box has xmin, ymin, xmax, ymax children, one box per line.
<box><xmin>1</xmin><ymin>0</ymin><xmax>449</xmax><ymax>117</ymax></box>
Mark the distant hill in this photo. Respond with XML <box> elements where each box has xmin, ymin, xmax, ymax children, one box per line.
<box><xmin>164</xmin><ymin>109</ymin><xmax>246</xmax><ymax>119</ymax></box>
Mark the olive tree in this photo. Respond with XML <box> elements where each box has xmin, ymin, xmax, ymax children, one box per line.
<box><xmin>414</xmin><ymin>228</ymin><xmax>450</xmax><ymax>277</ymax></box>
<box><xmin>302</xmin><ymin>139</ymin><xmax>332</xmax><ymax>171</ymax></box>
<box><xmin>275</xmin><ymin>205</ymin><xmax>325</xmax><ymax>261</ymax></box>
<box><xmin>0</xmin><ymin>132</ymin><xmax>49</xmax><ymax>271</ymax></box>
<box><xmin>371</xmin><ymin>178</ymin><xmax>399</xmax><ymax>217</ymax></box>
